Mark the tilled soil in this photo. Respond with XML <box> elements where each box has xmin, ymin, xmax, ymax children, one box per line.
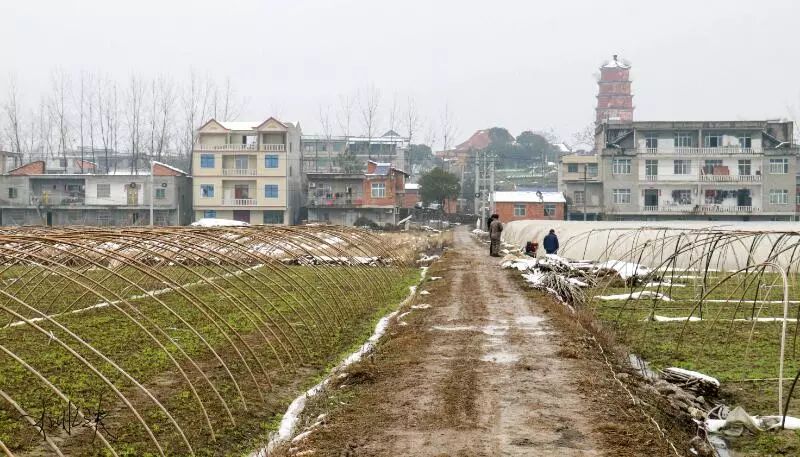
<box><xmin>287</xmin><ymin>228</ymin><xmax>690</xmax><ymax>456</ymax></box>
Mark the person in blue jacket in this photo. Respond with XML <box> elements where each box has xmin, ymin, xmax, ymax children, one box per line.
<box><xmin>543</xmin><ymin>229</ymin><xmax>559</xmax><ymax>255</ymax></box>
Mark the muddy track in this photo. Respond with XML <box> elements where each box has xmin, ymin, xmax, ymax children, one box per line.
<box><xmin>289</xmin><ymin>228</ymin><xmax>687</xmax><ymax>456</ymax></box>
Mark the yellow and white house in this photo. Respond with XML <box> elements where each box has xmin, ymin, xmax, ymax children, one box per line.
<box><xmin>192</xmin><ymin>117</ymin><xmax>302</xmax><ymax>224</ymax></box>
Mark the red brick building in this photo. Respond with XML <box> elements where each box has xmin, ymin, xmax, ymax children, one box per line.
<box><xmin>493</xmin><ymin>191</ymin><xmax>566</xmax><ymax>222</ymax></box>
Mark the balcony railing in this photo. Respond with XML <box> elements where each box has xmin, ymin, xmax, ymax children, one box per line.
<box><xmin>30</xmin><ymin>193</ymin><xmax>85</xmax><ymax>206</ymax></box>
<box><xmin>221</xmin><ymin>198</ymin><xmax>257</xmax><ymax>206</ymax></box>
<box><xmin>260</xmin><ymin>143</ymin><xmax>286</xmax><ymax>152</ymax></box>
<box><xmin>308</xmin><ymin>195</ymin><xmax>365</xmax><ymax>207</ymax></box>
<box><xmin>642</xmin><ymin>204</ymin><xmax>760</xmax><ymax>214</ymax></box>
<box><xmin>699</xmin><ymin>174</ymin><xmax>762</xmax><ymax>182</ymax></box>
<box><xmin>639</xmin><ymin>147</ymin><xmax>760</xmax><ymax>155</ymax></box>
<box><xmin>642</xmin><ymin>173</ymin><xmax>763</xmax><ymax>183</ymax></box>
<box><xmin>195</xmin><ymin>144</ymin><xmax>258</xmax><ymax>151</ymax></box>
<box><xmin>222</xmin><ymin>168</ymin><xmax>258</xmax><ymax>176</ymax></box>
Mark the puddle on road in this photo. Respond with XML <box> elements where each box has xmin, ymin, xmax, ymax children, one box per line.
<box><xmin>431</xmin><ymin>325</ymin><xmax>509</xmax><ymax>336</ymax></box>
<box><xmin>481</xmin><ymin>351</ymin><xmax>520</xmax><ymax>364</ymax></box>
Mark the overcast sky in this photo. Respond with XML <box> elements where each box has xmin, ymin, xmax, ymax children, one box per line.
<box><xmin>2</xmin><ymin>0</ymin><xmax>799</xmax><ymax>146</ymax></box>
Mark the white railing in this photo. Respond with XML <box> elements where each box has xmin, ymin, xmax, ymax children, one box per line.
<box><xmin>222</xmin><ymin>168</ymin><xmax>258</xmax><ymax>176</ymax></box>
<box><xmin>195</xmin><ymin>144</ymin><xmax>258</xmax><ymax>151</ymax></box>
<box><xmin>260</xmin><ymin>143</ymin><xmax>286</xmax><ymax>152</ymax></box>
<box><xmin>644</xmin><ymin>175</ymin><xmax>658</xmax><ymax>181</ymax></box>
<box><xmin>699</xmin><ymin>205</ymin><xmax>760</xmax><ymax>213</ymax></box>
<box><xmin>639</xmin><ymin>147</ymin><xmax>761</xmax><ymax>155</ymax></box>
<box><xmin>221</xmin><ymin>198</ymin><xmax>257</xmax><ymax>206</ymax></box>
<box><xmin>641</xmin><ymin>204</ymin><xmax>760</xmax><ymax>213</ymax></box>
<box><xmin>699</xmin><ymin>174</ymin><xmax>762</xmax><ymax>182</ymax></box>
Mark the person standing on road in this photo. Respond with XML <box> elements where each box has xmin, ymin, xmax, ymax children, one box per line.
<box><xmin>489</xmin><ymin>214</ymin><xmax>503</xmax><ymax>257</ymax></box>
<box><xmin>543</xmin><ymin>229</ymin><xmax>559</xmax><ymax>255</ymax></box>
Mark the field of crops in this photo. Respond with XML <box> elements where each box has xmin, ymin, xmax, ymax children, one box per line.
<box><xmin>0</xmin><ymin>225</ymin><xmax>424</xmax><ymax>456</ymax></box>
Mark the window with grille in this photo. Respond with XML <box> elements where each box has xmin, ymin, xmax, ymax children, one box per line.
<box><xmin>574</xmin><ymin>191</ymin><xmax>585</xmax><ymax>204</ymax></box>
<box><xmin>613</xmin><ymin>189</ymin><xmax>631</xmax><ymax>204</ymax></box>
<box><xmin>155</xmin><ymin>188</ymin><xmax>166</xmax><ymax>199</ymax></box>
<box><xmin>769</xmin><ymin>189</ymin><xmax>789</xmax><ymax>204</ymax></box>
<box><xmin>645</xmin><ymin>135</ymin><xmax>657</xmax><ymax>149</ymax></box>
<box><xmin>8</xmin><ymin>188</ymin><xmax>17</xmax><ymax>199</ymax></box>
<box><xmin>265</xmin><ymin>155</ymin><xmax>279</xmax><ymax>168</ymax></box>
<box><xmin>675</xmin><ymin>133</ymin><xmax>692</xmax><ymax>147</ymax></box>
<box><xmin>203</xmin><ymin>210</ymin><xmax>217</xmax><ymax>219</ymax></box>
<box><xmin>371</xmin><ymin>182</ymin><xmax>386</xmax><ymax>198</ymax></box>
<box><xmin>544</xmin><ymin>204</ymin><xmax>556</xmax><ymax>216</ymax></box>
<box><xmin>513</xmin><ymin>204</ymin><xmax>526</xmax><ymax>216</ymax></box>
<box><xmin>674</xmin><ymin>160</ymin><xmax>691</xmax><ymax>175</ymax></box>
<box><xmin>739</xmin><ymin>135</ymin><xmax>752</xmax><ymax>149</ymax></box>
<box><xmin>97</xmin><ymin>184</ymin><xmax>111</xmax><ymax>198</ymax></box>
<box><xmin>738</xmin><ymin>160</ymin><xmax>752</xmax><ymax>176</ymax></box>
<box><xmin>645</xmin><ymin>160</ymin><xmax>658</xmax><ymax>177</ymax></box>
<box><xmin>96</xmin><ymin>211</ymin><xmax>111</xmax><ymax>226</ymax></box>
<box><xmin>612</xmin><ymin>158</ymin><xmax>631</xmax><ymax>174</ymax></box>
<box><xmin>263</xmin><ymin>210</ymin><xmax>284</xmax><ymax>224</ymax></box>
<box><xmin>769</xmin><ymin>159</ymin><xmax>789</xmax><ymax>174</ymax></box>
<box><xmin>567</xmin><ymin>164</ymin><xmax>578</xmax><ymax>173</ymax></box>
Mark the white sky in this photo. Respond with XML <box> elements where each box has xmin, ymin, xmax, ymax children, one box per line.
<box><xmin>2</xmin><ymin>0</ymin><xmax>799</xmax><ymax>145</ymax></box>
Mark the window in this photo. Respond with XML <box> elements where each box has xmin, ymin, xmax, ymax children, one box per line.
<box><xmin>574</xmin><ymin>191</ymin><xmax>585</xmax><ymax>204</ymax></box>
<box><xmin>770</xmin><ymin>158</ymin><xmax>789</xmax><ymax>174</ymax></box>
<box><xmin>739</xmin><ymin>135</ymin><xmax>752</xmax><ymax>149</ymax></box>
<box><xmin>612</xmin><ymin>158</ymin><xmax>631</xmax><ymax>174</ymax></box>
<box><xmin>200</xmin><ymin>184</ymin><xmax>214</xmax><ymax>198</ymax></box>
<box><xmin>544</xmin><ymin>204</ymin><xmax>556</xmax><ymax>216</ymax></box>
<box><xmin>59</xmin><ymin>159</ymin><xmax>67</xmax><ymax>168</ymax></box>
<box><xmin>797</xmin><ymin>193</ymin><xmax>800</xmax><ymax>205</ymax></box>
<box><xmin>154</xmin><ymin>211</ymin><xmax>169</xmax><ymax>226</ymax></box>
<box><xmin>7</xmin><ymin>188</ymin><xmax>17</xmax><ymax>199</ymax></box>
<box><xmin>672</xmin><ymin>189</ymin><xmax>692</xmax><ymax>205</ymax></box>
<box><xmin>704</xmin><ymin>134</ymin><xmax>722</xmax><ymax>148</ymax></box>
<box><xmin>587</xmin><ymin>163</ymin><xmax>598</xmax><ymax>177</ymax></box>
<box><xmin>567</xmin><ymin>164</ymin><xmax>578</xmax><ymax>173</ymax></box>
<box><xmin>645</xmin><ymin>135</ymin><xmax>657</xmax><ymax>150</ymax></box>
<box><xmin>264</xmin><ymin>154</ymin><xmax>279</xmax><ymax>168</ymax></box>
<box><xmin>234</xmin><ymin>155</ymin><xmax>249</xmax><ymax>169</ymax></box>
<box><xmin>703</xmin><ymin>160</ymin><xmax>722</xmax><ymax>175</ymax></box>
<box><xmin>371</xmin><ymin>182</ymin><xmax>386</xmax><ymax>198</ymax></box>
<box><xmin>674</xmin><ymin>160</ymin><xmax>691</xmax><ymax>175</ymax></box>
<box><xmin>97</xmin><ymin>183</ymin><xmax>111</xmax><ymax>198</ymax></box>
<box><xmin>645</xmin><ymin>159</ymin><xmax>658</xmax><ymax>177</ymax></box>
<box><xmin>264</xmin><ymin>184</ymin><xmax>279</xmax><ymax>198</ymax></box>
<box><xmin>155</xmin><ymin>188</ymin><xmax>166</xmax><ymax>200</ymax></box>
<box><xmin>613</xmin><ymin>189</ymin><xmax>631</xmax><ymax>204</ymax></box>
<box><xmin>200</xmin><ymin>154</ymin><xmax>215</xmax><ymax>168</ymax></box>
<box><xmin>263</xmin><ymin>210</ymin><xmax>284</xmax><ymax>224</ymax></box>
<box><xmin>770</xmin><ymin>189</ymin><xmax>789</xmax><ymax>205</ymax></box>
<box><xmin>675</xmin><ymin>133</ymin><xmax>692</xmax><ymax>148</ymax></box>
<box><xmin>513</xmin><ymin>204</ymin><xmax>526</xmax><ymax>216</ymax></box>
<box><xmin>203</xmin><ymin>210</ymin><xmax>217</xmax><ymax>219</ymax></box>
<box><xmin>738</xmin><ymin>159</ymin><xmax>752</xmax><ymax>176</ymax></box>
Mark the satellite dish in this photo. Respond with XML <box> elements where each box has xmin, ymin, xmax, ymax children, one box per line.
<box><xmin>129</xmin><ymin>183</ymin><xmax>137</xmax><ymax>189</ymax></box>
<box><xmin>161</xmin><ymin>183</ymin><xmax>168</xmax><ymax>188</ymax></box>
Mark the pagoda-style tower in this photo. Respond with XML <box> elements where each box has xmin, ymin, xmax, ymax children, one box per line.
<box><xmin>595</xmin><ymin>55</ymin><xmax>633</xmax><ymax>124</ymax></box>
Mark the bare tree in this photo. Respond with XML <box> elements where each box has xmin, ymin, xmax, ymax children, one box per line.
<box><xmin>126</xmin><ymin>75</ymin><xmax>146</xmax><ymax>173</ymax></box>
<box><xmin>403</xmin><ymin>97</ymin><xmax>420</xmax><ymax>145</ymax></box>
<box><xmin>49</xmin><ymin>70</ymin><xmax>72</xmax><ymax>167</ymax></box>
<box><xmin>336</xmin><ymin>92</ymin><xmax>354</xmax><ymax>138</ymax></box>
<box><xmin>440</xmin><ymin>103</ymin><xmax>457</xmax><ymax>153</ymax></box>
<box><xmin>358</xmin><ymin>84</ymin><xmax>381</xmax><ymax>160</ymax></box>
<box><xmin>3</xmin><ymin>77</ymin><xmax>24</xmax><ymax>158</ymax></box>
<box><xmin>570</xmin><ymin>123</ymin><xmax>596</xmax><ymax>152</ymax></box>
<box><xmin>318</xmin><ymin>103</ymin><xmax>333</xmax><ymax>171</ymax></box>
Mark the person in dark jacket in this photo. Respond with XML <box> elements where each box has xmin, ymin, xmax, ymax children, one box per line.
<box><xmin>543</xmin><ymin>229</ymin><xmax>559</xmax><ymax>255</ymax></box>
<box><xmin>488</xmin><ymin>214</ymin><xmax>503</xmax><ymax>257</ymax></box>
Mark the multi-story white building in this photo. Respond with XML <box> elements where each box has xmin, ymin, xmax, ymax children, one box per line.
<box><xmin>598</xmin><ymin>120</ymin><xmax>798</xmax><ymax>221</ymax></box>
<box><xmin>192</xmin><ymin>118</ymin><xmax>302</xmax><ymax>224</ymax></box>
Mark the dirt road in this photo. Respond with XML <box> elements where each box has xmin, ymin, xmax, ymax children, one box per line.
<box><xmin>289</xmin><ymin>228</ymin><xmax>684</xmax><ymax>456</ymax></box>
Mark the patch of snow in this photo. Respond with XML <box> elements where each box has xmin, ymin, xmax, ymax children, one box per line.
<box><xmin>644</xmin><ymin>282</ymin><xmax>685</xmax><ymax>288</ymax></box>
<box><xmin>568</xmin><ymin>278</ymin><xmax>588</xmax><ymax>287</ymax></box>
<box><xmin>191</xmin><ymin>218</ymin><xmax>250</xmax><ymax>227</ymax></box>
<box><xmin>481</xmin><ymin>351</ymin><xmax>520</xmax><ymax>364</ymax></box>
<box><xmin>595</xmin><ymin>291</ymin><xmax>672</xmax><ymax>301</ymax></box>
<box><xmin>420</xmin><ymin>290</ymin><xmax>430</xmax><ymax>295</ymax></box>
<box><xmin>648</xmin><ymin>315</ymin><xmax>702</xmax><ymax>322</ymax></box>
<box><xmin>663</xmin><ymin>367</ymin><xmax>720</xmax><ymax>386</ymax></box>
<box><xmin>595</xmin><ymin>260</ymin><xmax>650</xmax><ymax>279</ymax></box>
<box><xmin>411</xmin><ymin>304</ymin><xmax>431</xmax><ymax>310</ymax></box>
<box><xmin>429</xmin><ymin>276</ymin><xmax>442</xmax><ymax>281</ymax></box>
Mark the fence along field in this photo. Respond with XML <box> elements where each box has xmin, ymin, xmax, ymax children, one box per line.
<box><xmin>0</xmin><ymin>225</ymin><xmax>422</xmax><ymax>456</ymax></box>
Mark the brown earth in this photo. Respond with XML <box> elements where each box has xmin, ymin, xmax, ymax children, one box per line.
<box><xmin>284</xmin><ymin>228</ymin><xmax>692</xmax><ymax>457</ymax></box>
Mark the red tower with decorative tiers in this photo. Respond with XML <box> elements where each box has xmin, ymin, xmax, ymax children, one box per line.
<box><xmin>596</xmin><ymin>55</ymin><xmax>634</xmax><ymax>124</ymax></box>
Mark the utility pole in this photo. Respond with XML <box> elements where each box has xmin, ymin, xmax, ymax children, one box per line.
<box><xmin>489</xmin><ymin>154</ymin><xmax>496</xmax><ymax>214</ymax></box>
<box><xmin>474</xmin><ymin>149</ymin><xmax>480</xmax><ymax>216</ymax></box>
<box><xmin>149</xmin><ymin>159</ymin><xmax>155</xmax><ymax>227</ymax></box>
